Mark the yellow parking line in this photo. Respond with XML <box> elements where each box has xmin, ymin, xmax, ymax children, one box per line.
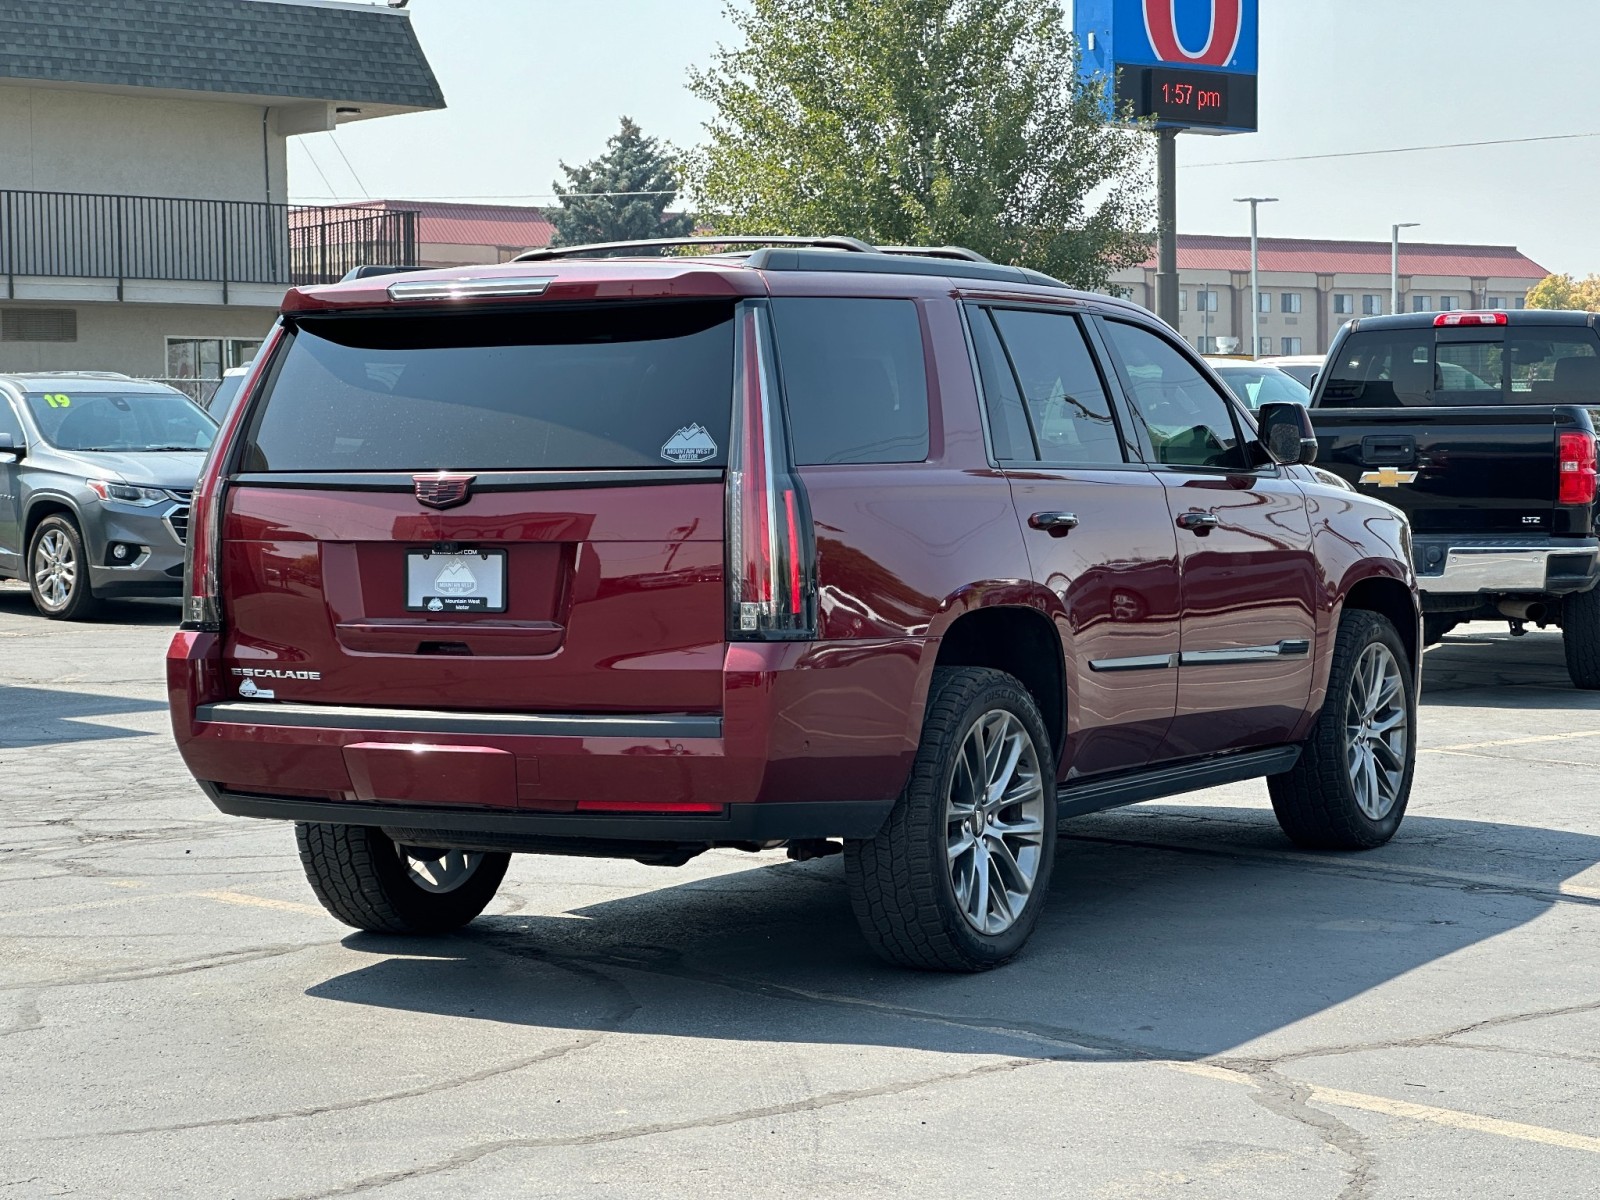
<box><xmin>191</xmin><ymin>890</ymin><xmax>323</xmax><ymax>916</ymax></box>
<box><xmin>1172</xmin><ymin>1063</ymin><xmax>1600</xmax><ymax>1154</ymax></box>
<box><xmin>0</xmin><ymin>889</ymin><xmax>324</xmax><ymax>922</ymax></box>
<box><xmin>1425</xmin><ymin>730</ymin><xmax>1600</xmax><ymax>753</ymax></box>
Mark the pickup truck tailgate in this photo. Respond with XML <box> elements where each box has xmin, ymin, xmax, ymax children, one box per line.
<box><xmin>1311</xmin><ymin>406</ymin><xmax>1590</xmax><ymax>536</ymax></box>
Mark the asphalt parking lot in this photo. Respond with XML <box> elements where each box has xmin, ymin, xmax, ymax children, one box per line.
<box><xmin>2</xmin><ymin>585</ymin><xmax>1597</xmax><ymax>1199</ymax></box>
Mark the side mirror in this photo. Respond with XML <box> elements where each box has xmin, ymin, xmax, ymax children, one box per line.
<box><xmin>0</xmin><ymin>431</ymin><xmax>18</xmax><ymax>463</ymax></box>
<box><xmin>1259</xmin><ymin>401</ymin><xmax>1318</xmax><ymax>465</ymax></box>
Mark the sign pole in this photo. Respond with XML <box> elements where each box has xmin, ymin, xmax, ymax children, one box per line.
<box><xmin>1156</xmin><ymin>128</ymin><xmax>1180</xmax><ymax>329</ymax></box>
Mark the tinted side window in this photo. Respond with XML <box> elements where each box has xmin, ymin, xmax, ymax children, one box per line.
<box><xmin>1321</xmin><ymin>332</ymin><xmax>1436</xmax><ymax>407</ymax></box>
<box><xmin>987</xmin><ymin>309</ymin><xmax>1124</xmax><ymax>466</ymax></box>
<box><xmin>969</xmin><ymin>309</ymin><xmax>1035</xmax><ymax>462</ymax></box>
<box><xmin>1509</xmin><ymin>329</ymin><xmax>1600</xmax><ymax>401</ymax></box>
<box><xmin>770</xmin><ymin>298</ymin><xmax>929</xmax><ymax>465</ymax></box>
<box><xmin>1103</xmin><ymin>320</ymin><xmax>1247</xmax><ymax>470</ymax></box>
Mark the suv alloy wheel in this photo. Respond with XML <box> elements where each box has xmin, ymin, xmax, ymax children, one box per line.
<box><xmin>28</xmin><ymin>514</ymin><xmax>101</xmax><ymax>620</ymax></box>
<box><xmin>845</xmin><ymin>667</ymin><xmax>1058</xmax><ymax>971</ymax></box>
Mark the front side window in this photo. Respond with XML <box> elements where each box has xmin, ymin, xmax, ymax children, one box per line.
<box><xmin>1104</xmin><ymin>320</ymin><xmax>1247</xmax><ymax>470</ymax></box>
<box><xmin>978</xmin><ymin>308</ymin><xmax>1124</xmax><ymax>467</ymax></box>
<box><xmin>770</xmin><ymin>298</ymin><xmax>929</xmax><ymax>464</ymax></box>
<box><xmin>24</xmin><ymin>389</ymin><xmax>215</xmax><ymax>452</ymax></box>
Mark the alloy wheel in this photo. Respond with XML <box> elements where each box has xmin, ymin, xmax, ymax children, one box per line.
<box><xmin>945</xmin><ymin>709</ymin><xmax>1048</xmax><ymax>935</ymax></box>
<box><xmin>397</xmin><ymin>845</ymin><xmax>485</xmax><ymax>895</ymax></box>
<box><xmin>33</xmin><ymin>529</ymin><xmax>77</xmax><ymax>609</ymax></box>
<box><xmin>1344</xmin><ymin>642</ymin><xmax>1408</xmax><ymax>820</ymax></box>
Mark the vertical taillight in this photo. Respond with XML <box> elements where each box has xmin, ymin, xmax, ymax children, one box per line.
<box><xmin>182</xmin><ymin>325</ymin><xmax>285</xmax><ymax>633</ymax></box>
<box><xmin>1559</xmin><ymin>430</ymin><xmax>1598</xmax><ymax>506</ymax></box>
<box><xmin>726</xmin><ymin>302</ymin><xmax>817</xmax><ymax>640</ymax></box>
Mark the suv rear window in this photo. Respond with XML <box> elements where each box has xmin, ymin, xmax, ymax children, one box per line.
<box><xmin>770</xmin><ymin>298</ymin><xmax>929</xmax><ymax>464</ymax></box>
<box><xmin>242</xmin><ymin>302</ymin><xmax>735</xmax><ymax>472</ymax></box>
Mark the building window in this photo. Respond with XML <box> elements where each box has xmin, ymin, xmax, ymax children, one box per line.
<box><xmin>1281</xmin><ymin>337</ymin><xmax>1303</xmax><ymax>355</ymax></box>
<box><xmin>1196</xmin><ymin>290</ymin><xmax>1219</xmax><ymax>313</ymax></box>
<box><xmin>1179</xmin><ymin>289</ymin><xmax>1188</xmax><ymax>312</ymax></box>
<box><xmin>1333</xmin><ymin>294</ymin><xmax>1354</xmax><ymax>315</ymax></box>
<box><xmin>1256</xmin><ymin>337</ymin><xmax>1274</xmax><ymax>356</ymax></box>
<box><xmin>1412</xmin><ymin>295</ymin><xmax>1433</xmax><ymax>313</ymax></box>
<box><xmin>1109</xmin><ymin>285</ymin><xmax>1134</xmax><ymax>301</ymax></box>
<box><xmin>1363</xmin><ymin>294</ymin><xmax>1384</xmax><ymax>315</ymax></box>
<box><xmin>1281</xmin><ymin>292</ymin><xmax>1302</xmax><ymax>314</ymax></box>
<box><xmin>1196</xmin><ymin>336</ymin><xmax>1220</xmax><ymax>354</ymax></box>
<box><xmin>166</xmin><ymin>336</ymin><xmax>263</xmax><ymax>403</ymax></box>
<box><xmin>0</xmin><ymin>308</ymin><xmax>78</xmax><ymax>342</ymax></box>
<box><xmin>1439</xmin><ymin>295</ymin><xmax>1458</xmax><ymax>311</ymax></box>
<box><xmin>1258</xmin><ymin>292</ymin><xmax>1272</xmax><ymax>314</ymax></box>
<box><xmin>1513</xmin><ymin>296</ymin><xmax>1526</xmax><ymax>309</ymax></box>
<box><xmin>1488</xmin><ymin>296</ymin><xmax>1506</xmax><ymax>309</ymax></box>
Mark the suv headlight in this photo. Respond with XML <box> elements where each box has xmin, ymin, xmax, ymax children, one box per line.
<box><xmin>88</xmin><ymin>480</ymin><xmax>167</xmax><ymax>507</ymax></box>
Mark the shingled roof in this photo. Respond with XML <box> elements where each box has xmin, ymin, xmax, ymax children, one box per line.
<box><xmin>0</xmin><ymin>0</ymin><xmax>444</xmax><ymax>114</ymax></box>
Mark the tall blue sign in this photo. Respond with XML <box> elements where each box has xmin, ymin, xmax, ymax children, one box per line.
<box><xmin>1075</xmin><ymin>0</ymin><xmax>1260</xmax><ymax>134</ymax></box>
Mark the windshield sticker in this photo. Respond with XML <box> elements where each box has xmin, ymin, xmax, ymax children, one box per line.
<box><xmin>661</xmin><ymin>423</ymin><xmax>718</xmax><ymax>464</ymax></box>
<box><xmin>42</xmin><ymin>393</ymin><xmax>70</xmax><ymax>408</ymax></box>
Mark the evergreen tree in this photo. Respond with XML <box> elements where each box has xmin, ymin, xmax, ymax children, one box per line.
<box><xmin>551</xmin><ymin>117</ymin><xmax>695</xmax><ymax>248</ymax></box>
<box><xmin>683</xmin><ymin>0</ymin><xmax>1153</xmax><ymax>288</ymax></box>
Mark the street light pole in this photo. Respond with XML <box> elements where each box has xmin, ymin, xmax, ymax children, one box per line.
<box><xmin>1236</xmin><ymin>197</ymin><xmax>1278</xmax><ymax>359</ymax></box>
<box><xmin>1392</xmin><ymin>222</ymin><xmax>1420</xmax><ymax>315</ymax></box>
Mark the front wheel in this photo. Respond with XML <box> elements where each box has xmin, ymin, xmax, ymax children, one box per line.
<box><xmin>1269</xmin><ymin>610</ymin><xmax>1415</xmax><ymax>850</ymax></box>
<box><xmin>28</xmin><ymin>515</ymin><xmax>101</xmax><ymax>621</ymax></box>
<box><xmin>295</xmin><ymin>823</ymin><xmax>509</xmax><ymax>934</ymax></box>
<box><xmin>844</xmin><ymin>667</ymin><xmax>1057</xmax><ymax>972</ymax></box>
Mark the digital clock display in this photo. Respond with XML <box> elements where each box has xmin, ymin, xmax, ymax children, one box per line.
<box><xmin>1116</xmin><ymin>67</ymin><xmax>1258</xmax><ymax>133</ymax></box>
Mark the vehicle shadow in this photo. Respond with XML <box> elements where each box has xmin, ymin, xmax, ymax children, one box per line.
<box><xmin>303</xmin><ymin>618</ymin><xmax>1599</xmax><ymax>1060</ymax></box>
<box><xmin>0</xmin><ymin>683</ymin><xmax>169</xmax><ymax>747</ymax></box>
<box><xmin>0</xmin><ymin>587</ymin><xmax>180</xmax><ymax>626</ymax></box>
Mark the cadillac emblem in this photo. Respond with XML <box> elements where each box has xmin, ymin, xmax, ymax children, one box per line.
<box><xmin>413</xmin><ymin>473</ymin><xmax>475</xmax><ymax>508</ymax></box>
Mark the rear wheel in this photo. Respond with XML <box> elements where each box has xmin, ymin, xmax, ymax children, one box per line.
<box><xmin>295</xmin><ymin>823</ymin><xmax>509</xmax><ymax>934</ymax></box>
<box><xmin>844</xmin><ymin>667</ymin><xmax>1057</xmax><ymax>972</ymax></box>
<box><xmin>1269</xmin><ymin>610</ymin><xmax>1415</xmax><ymax>850</ymax></box>
<box><xmin>28</xmin><ymin>515</ymin><xmax>101</xmax><ymax>621</ymax></box>
<box><xmin>1563</xmin><ymin>586</ymin><xmax>1600</xmax><ymax>690</ymax></box>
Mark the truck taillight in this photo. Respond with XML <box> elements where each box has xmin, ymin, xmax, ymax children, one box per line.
<box><xmin>1433</xmin><ymin>312</ymin><xmax>1508</xmax><ymax>327</ymax></box>
<box><xmin>1559</xmin><ymin>431</ymin><xmax>1597</xmax><ymax>506</ymax></box>
<box><xmin>726</xmin><ymin>302</ymin><xmax>816</xmax><ymax>640</ymax></box>
<box><xmin>182</xmin><ymin>325</ymin><xmax>284</xmax><ymax>633</ymax></box>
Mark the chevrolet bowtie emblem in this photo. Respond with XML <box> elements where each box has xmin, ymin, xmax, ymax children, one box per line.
<box><xmin>1359</xmin><ymin>468</ymin><xmax>1419</xmax><ymax>488</ymax></box>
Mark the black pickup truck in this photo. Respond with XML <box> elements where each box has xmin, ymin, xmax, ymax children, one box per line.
<box><xmin>1307</xmin><ymin>310</ymin><xmax>1600</xmax><ymax>686</ymax></box>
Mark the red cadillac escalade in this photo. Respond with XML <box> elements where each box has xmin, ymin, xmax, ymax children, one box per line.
<box><xmin>168</xmin><ymin>237</ymin><xmax>1420</xmax><ymax>971</ymax></box>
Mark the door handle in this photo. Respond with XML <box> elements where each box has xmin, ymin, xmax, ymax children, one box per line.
<box><xmin>1028</xmin><ymin>512</ymin><xmax>1080</xmax><ymax>537</ymax></box>
<box><xmin>1176</xmin><ymin>511</ymin><xmax>1220</xmax><ymax>535</ymax></box>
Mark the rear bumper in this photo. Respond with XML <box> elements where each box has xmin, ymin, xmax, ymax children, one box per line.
<box><xmin>203</xmin><ymin>783</ymin><xmax>893</xmax><ymax>846</ymax></box>
<box><xmin>169</xmin><ymin>633</ymin><xmax>935</xmax><ymax>839</ymax></box>
<box><xmin>1412</xmin><ymin>536</ymin><xmax>1600</xmax><ymax>597</ymax></box>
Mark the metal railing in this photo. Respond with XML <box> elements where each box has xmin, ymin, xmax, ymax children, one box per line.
<box><xmin>0</xmin><ymin>191</ymin><xmax>417</xmax><ymax>295</ymax></box>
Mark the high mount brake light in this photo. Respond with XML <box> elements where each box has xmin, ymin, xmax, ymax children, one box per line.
<box><xmin>386</xmin><ymin>276</ymin><xmax>554</xmax><ymax>302</ymax></box>
<box><xmin>726</xmin><ymin>302</ymin><xmax>817</xmax><ymax>640</ymax></box>
<box><xmin>1433</xmin><ymin>312</ymin><xmax>1508</xmax><ymax>327</ymax></box>
<box><xmin>181</xmin><ymin>325</ymin><xmax>285</xmax><ymax>632</ymax></box>
<box><xmin>1559</xmin><ymin>431</ymin><xmax>1598</xmax><ymax>506</ymax></box>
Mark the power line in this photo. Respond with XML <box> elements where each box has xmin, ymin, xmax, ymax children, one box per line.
<box><xmin>325</xmin><ymin>131</ymin><xmax>371</xmax><ymax>199</ymax></box>
<box><xmin>1187</xmin><ymin>129</ymin><xmax>1600</xmax><ymax>169</ymax></box>
<box><xmin>294</xmin><ymin>141</ymin><xmax>337</xmax><ymax>197</ymax></box>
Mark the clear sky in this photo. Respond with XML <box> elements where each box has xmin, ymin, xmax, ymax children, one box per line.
<box><xmin>293</xmin><ymin>0</ymin><xmax>1600</xmax><ymax>276</ymax></box>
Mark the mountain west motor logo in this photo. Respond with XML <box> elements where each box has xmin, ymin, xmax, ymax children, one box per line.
<box><xmin>232</xmin><ymin>666</ymin><xmax>321</xmax><ymax>701</ymax></box>
<box><xmin>661</xmin><ymin>423</ymin><xmax>718</xmax><ymax>464</ymax></box>
<box><xmin>434</xmin><ymin>558</ymin><xmax>480</xmax><ymax>595</ymax></box>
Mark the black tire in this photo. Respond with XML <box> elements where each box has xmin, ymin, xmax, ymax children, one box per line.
<box><xmin>1563</xmin><ymin>586</ymin><xmax>1600</xmax><ymax>690</ymax></box>
<box><xmin>295</xmin><ymin>823</ymin><xmax>509</xmax><ymax>934</ymax></box>
<box><xmin>27</xmin><ymin>515</ymin><xmax>102</xmax><ymax>621</ymax></box>
<box><xmin>1269</xmin><ymin>610</ymin><xmax>1415</xmax><ymax>850</ymax></box>
<box><xmin>844</xmin><ymin>667</ymin><xmax>1058</xmax><ymax>972</ymax></box>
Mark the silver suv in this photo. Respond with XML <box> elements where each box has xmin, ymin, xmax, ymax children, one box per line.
<box><xmin>0</xmin><ymin>373</ymin><xmax>216</xmax><ymax>619</ymax></box>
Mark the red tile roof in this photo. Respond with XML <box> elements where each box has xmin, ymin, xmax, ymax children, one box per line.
<box><xmin>1137</xmin><ymin>235</ymin><xmax>1549</xmax><ymax>279</ymax></box>
<box><xmin>346</xmin><ymin>200</ymin><xmax>558</xmax><ymax>252</ymax></box>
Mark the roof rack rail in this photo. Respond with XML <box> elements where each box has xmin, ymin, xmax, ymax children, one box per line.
<box><xmin>514</xmin><ymin>235</ymin><xmax>876</xmax><ymax>261</ymax></box>
<box><xmin>877</xmin><ymin>245</ymin><xmax>992</xmax><ymax>263</ymax></box>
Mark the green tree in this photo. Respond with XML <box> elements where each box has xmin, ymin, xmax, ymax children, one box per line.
<box><xmin>551</xmin><ymin>117</ymin><xmax>695</xmax><ymax>248</ymax></box>
<box><xmin>1527</xmin><ymin>273</ymin><xmax>1600</xmax><ymax>311</ymax></box>
<box><xmin>683</xmin><ymin>0</ymin><xmax>1152</xmax><ymax>288</ymax></box>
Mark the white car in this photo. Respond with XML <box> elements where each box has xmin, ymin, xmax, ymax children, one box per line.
<box><xmin>1260</xmin><ymin>354</ymin><xmax>1326</xmax><ymax>390</ymax></box>
<box><xmin>1204</xmin><ymin>358</ymin><xmax>1313</xmax><ymax>411</ymax></box>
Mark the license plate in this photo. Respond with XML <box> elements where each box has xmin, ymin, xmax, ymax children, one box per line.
<box><xmin>405</xmin><ymin>549</ymin><xmax>507</xmax><ymax>613</ymax></box>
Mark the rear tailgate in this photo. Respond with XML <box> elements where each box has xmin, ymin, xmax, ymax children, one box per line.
<box><xmin>220</xmin><ymin>298</ymin><xmax>735</xmax><ymax>714</ymax></box>
<box><xmin>1309</xmin><ymin>405</ymin><xmax>1591</xmax><ymax>535</ymax></box>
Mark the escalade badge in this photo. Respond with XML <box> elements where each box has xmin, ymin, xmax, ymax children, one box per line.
<box><xmin>414</xmin><ymin>473</ymin><xmax>475</xmax><ymax>508</ymax></box>
<box><xmin>1359</xmin><ymin>468</ymin><xmax>1419</xmax><ymax>488</ymax></box>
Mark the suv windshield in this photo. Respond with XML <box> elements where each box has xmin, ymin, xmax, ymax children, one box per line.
<box><xmin>24</xmin><ymin>389</ymin><xmax>216</xmax><ymax>452</ymax></box>
<box><xmin>244</xmin><ymin>303</ymin><xmax>735</xmax><ymax>472</ymax></box>
<box><xmin>1212</xmin><ymin>365</ymin><xmax>1311</xmax><ymax>410</ymax></box>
